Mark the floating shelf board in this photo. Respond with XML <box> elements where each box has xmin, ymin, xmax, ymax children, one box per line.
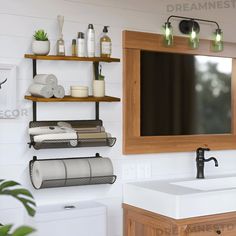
<box><xmin>25</xmin><ymin>95</ymin><xmax>121</xmax><ymax>102</ymax></box>
<box><xmin>24</xmin><ymin>54</ymin><xmax>120</xmax><ymax>62</ymax></box>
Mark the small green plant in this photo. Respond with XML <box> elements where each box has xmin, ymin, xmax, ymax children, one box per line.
<box><xmin>33</xmin><ymin>29</ymin><xmax>49</xmax><ymax>41</ymax></box>
<box><xmin>98</xmin><ymin>65</ymin><xmax>105</xmax><ymax>80</ymax></box>
<box><xmin>0</xmin><ymin>179</ymin><xmax>36</xmax><ymax>236</ymax></box>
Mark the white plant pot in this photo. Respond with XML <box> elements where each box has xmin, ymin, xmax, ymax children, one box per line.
<box><xmin>32</xmin><ymin>40</ymin><xmax>50</xmax><ymax>55</ymax></box>
<box><xmin>93</xmin><ymin>80</ymin><xmax>105</xmax><ymax>97</ymax></box>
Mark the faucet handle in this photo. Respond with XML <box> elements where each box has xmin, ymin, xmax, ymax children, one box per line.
<box><xmin>196</xmin><ymin>147</ymin><xmax>210</xmax><ymax>160</ymax></box>
<box><xmin>197</xmin><ymin>147</ymin><xmax>210</xmax><ymax>153</ymax></box>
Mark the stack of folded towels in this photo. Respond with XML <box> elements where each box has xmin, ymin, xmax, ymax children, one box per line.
<box><xmin>29</xmin><ymin>121</ymin><xmax>111</xmax><ymax>146</ymax></box>
<box><xmin>28</xmin><ymin>74</ymin><xmax>65</xmax><ymax>98</ymax></box>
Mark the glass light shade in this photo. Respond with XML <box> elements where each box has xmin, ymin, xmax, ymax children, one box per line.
<box><xmin>163</xmin><ymin>22</ymin><xmax>173</xmax><ymax>46</ymax></box>
<box><xmin>211</xmin><ymin>29</ymin><xmax>224</xmax><ymax>52</ymax></box>
<box><xmin>189</xmin><ymin>27</ymin><xmax>199</xmax><ymax>49</ymax></box>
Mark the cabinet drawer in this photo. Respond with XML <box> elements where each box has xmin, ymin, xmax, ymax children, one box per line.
<box><xmin>186</xmin><ymin>219</ymin><xmax>236</xmax><ymax>236</ymax></box>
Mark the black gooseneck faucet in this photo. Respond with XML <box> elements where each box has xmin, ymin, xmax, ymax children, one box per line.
<box><xmin>196</xmin><ymin>147</ymin><xmax>218</xmax><ymax>179</ymax></box>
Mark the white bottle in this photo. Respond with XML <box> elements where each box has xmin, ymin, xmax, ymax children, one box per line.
<box><xmin>77</xmin><ymin>32</ymin><xmax>85</xmax><ymax>57</ymax></box>
<box><xmin>87</xmin><ymin>24</ymin><xmax>95</xmax><ymax>57</ymax></box>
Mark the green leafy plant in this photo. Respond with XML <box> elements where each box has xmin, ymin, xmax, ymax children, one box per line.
<box><xmin>98</xmin><ymin>65</ymin><xmax>105</xmax><ymax>80</ymax></box>
<box><xmin>33</xmin><ymin>29</ymin><xmax>49</xmax><ymax>41</ymax></box>
<box><xmin>0</xmin><ymin>180</ymin><xmax>36</xmax><ymax>236</ymax></box>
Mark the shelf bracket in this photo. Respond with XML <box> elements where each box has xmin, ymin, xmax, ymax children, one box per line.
<box><xmin>95</xmin><ymin>102</ymin><xmax>99</xmax><ymax>120</ymax></box>
<box><xmin>32</xmin><ymin>59</ymin><xmax>37</xmax><ymax>121</ymax></box>
<box><xmin>93</xmin><ymin>62</ymin><xmax>100</xmax><ymax>120</ymax></box>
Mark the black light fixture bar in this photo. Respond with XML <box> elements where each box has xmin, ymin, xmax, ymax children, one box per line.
<box><xmin>166</xmin><ymin>15</ymin><xmax>220</xmax><ymax>30</ymax></box>
<box><xmin>163</xmin><ymin>15</ymin><xmax>223</xmax><ymax>51</ymax></box>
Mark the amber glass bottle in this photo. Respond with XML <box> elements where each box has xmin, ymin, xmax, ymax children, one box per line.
<box><xmin>100</xmin><ymin>26</ymin><xmax>111</xmax><ymax>58</ymax></box>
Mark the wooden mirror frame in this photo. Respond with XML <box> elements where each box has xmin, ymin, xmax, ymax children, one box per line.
<box><xmin>123</xmin><ymin>30</ymin><xmax>236</xmax><ymax>154</ymax></box>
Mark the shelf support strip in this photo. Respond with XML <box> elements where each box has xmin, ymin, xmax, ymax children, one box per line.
<box><xmin>32</xmin><ymin>59</ymin><xmax>37</xmax><ymax>121</ymax></box>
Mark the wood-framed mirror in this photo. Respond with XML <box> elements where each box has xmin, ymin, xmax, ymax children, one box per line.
<box><xmin>123</xmin><ymin>30</ymin><xmax>236</xmax><ymax>154</ymax></box>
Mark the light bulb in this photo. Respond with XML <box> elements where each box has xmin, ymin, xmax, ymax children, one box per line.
<box><xmin>165</xmin><ymin>27</ymin><xmax>171</xmax><ymax>37</ymax></box>
<box><xmin>190</xmin><ymin>30</ymin><xmax>197</xmax><ymax>40</ymax></box>
<box><xmin>189</xmin><ymin>23</ymin><xmax>199</xmax><ymax>49</ymax></box>
<box><xmin>162</xmin><ymin>22</ymin><xmax>173</xmax><ymax>46</ymax></box>
<box><xmin>216</xmin><ymin>33</ymin><xmax>222</xmax><ymax>42</ymax></box>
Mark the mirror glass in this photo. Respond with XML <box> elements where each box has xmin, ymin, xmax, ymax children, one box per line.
<box><xmin>141</xmin><ymin>51</ymin><xmax>232</xmax><ymax>136</ymax></box>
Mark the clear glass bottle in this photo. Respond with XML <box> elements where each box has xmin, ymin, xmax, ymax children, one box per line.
<box><xmin>100</xmin><ymin>26</ymin><xmax>112</xmax><ymax>58</ymax></box>
<box><xmin>57</xmin><ymin>15</ymin><xmax>66</xmax><ymax>56</ymax></box>
<box><xmin>57</xmin><ymin>36</ymin><xmax>65</xmax><ymax>56</ymax></box>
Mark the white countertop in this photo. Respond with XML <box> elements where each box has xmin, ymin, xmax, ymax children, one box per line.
<box><xmin>123</xmin><ymin>174</ymin><xmax>236</xmax><ymax>219</ymax></box>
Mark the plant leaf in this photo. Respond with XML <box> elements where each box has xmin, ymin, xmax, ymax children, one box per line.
<box><xmin>33</xmin><ymin>29</ymin><xmax>48</xmax><ymax>41</ymax></box>
<box><xmin>0</xmin><ymin>224</ymin><xmax>13</xmax><ymax>236</ymax></box>
<box><xmin>0</xmin><ymin>180</ymin><xmax>19</xmax><ymax>191</ymax></box>
<box><xmin>3</xmin><ymin>188</ymin><xmax>34</xmax><ymax>199</ymax></box>
<box><xmin>0</xmin><ymin>180</ymin><xmax>36</xmax><ymax>217</ymax></box>
<box><xmin>15</xmin><ymin>197</ymin><xmax>36</xmax><ymax>217</ymax></box>
<box><xmin>11</xmin><ymin>226</ymin><xmax>35</xmax><ymax>236</ymax></box>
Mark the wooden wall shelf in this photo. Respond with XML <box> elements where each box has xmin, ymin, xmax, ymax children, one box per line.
<box><xmin>25</xmin><ymin>53</ymin><xmax>120</xmax><ymax>121</ymax></box>
<box><xmin>24</xmin><ymin>54</ymin><xmax>120</xmax><ymax>63</ymax></box>
<box><xmin>25</xmin><ymin>95</ymin><xmax>121</xmax><ymax>103</ymax></box>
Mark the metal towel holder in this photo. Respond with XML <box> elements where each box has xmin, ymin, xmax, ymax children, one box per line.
<box><xmin>29</xmin><ymin>153</ymin><xmax>117</xmax><ymax>189</ymax></box>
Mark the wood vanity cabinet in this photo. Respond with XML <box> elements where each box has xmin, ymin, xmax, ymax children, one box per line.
<box><xmin>123</xmin><ymin>204</ymin><xmax>236</xmax><ymax>236</ymax></box>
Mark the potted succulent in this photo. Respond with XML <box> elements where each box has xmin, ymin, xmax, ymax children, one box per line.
<box><xmin>0</xmin><ymin>179</ymin><xmax>36</xmax><ymax>235</ymax></box>
<box><xmin>32</xmin><ymin>29</ymin><xmax>50</xmax><ymax>55</ymax></box>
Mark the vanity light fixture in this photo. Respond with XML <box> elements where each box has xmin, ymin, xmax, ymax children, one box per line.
<box><xmin>212</xmin><ymin>28</ymin><xmax>224</xmax><ymax>52</ymax></box>
<box><xmin>162</xmin><ymin>15</ymin><xmax>223</xmax><ymax>52</ymax></box>
<box><xmin>163</xmin><ymin>22</ymin><xmax>173</xmax><ymax>46</ymax></box>
<box><xmin>188</xmin><ymin>20</ymin><xmax>200</xmax><ymax>49</ymax></box>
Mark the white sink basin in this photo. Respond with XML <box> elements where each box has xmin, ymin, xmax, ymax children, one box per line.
<box><xmin>123</xmin><ymin>175</ymin><xmax>236</xmax><ymax>219</ymax></box>
<box><xmin>171</xmin><ymin>176</ymin><xmax>236</xmax><ymax>191</ymax></box>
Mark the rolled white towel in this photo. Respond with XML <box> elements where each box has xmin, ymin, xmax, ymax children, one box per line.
<box><xmin>64</xmin><ymin>159</ymin><xmax>91</xmax><ymax>178</ymax></box>
<box><xmin>29</xmin><ymin>126</ymin><xmax>72</xmax><ymax>135</ymax></box>
<box><xmin>64</xmin><ymin>159</ymin><xmax>91</xmax><ymax>185</ymax></box>
<box><xmin>53</xmin><ymin>85</ymin><xmax>65</xmax><ymax>98</ymax></box>
<box><xmin>33</xmin><ymin>74</ymin><xmax>58</xmax><ymax>89</ymax></box>
<box><xmin>31</xmin><ymin>160</ymin><xmax>66</xmax><ymax>189</ymax></box>
<box><xmin>88</xmin><ymin>158</ymin><xmax>113</xmax><ymax>177</ymax></box>
<box><xmin>33</xmin><ymin>132</ymin><xmax>78</xmax><ymax>146</ymax></box>
<box><xmin>28</xmin><ymin>84</ymin><xmax>53</xmax><ymax>98</ymax></box>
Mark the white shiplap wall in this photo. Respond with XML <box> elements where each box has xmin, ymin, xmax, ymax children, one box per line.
<box><xmin>1</xmin><ymin>0</ymin><xmax>236</xmax><ymax>235</ymax></box>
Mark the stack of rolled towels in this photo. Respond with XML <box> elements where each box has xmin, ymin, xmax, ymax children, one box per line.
<box><xmin>31</xmin><ymin>157</ymin><xmax>114</xmax><ymax>189</ymax></box>
<box><xmin>28</xmin><ymin>74</ymin><xmax>65</xmax><ymax>98</ymax></box>
<box><xmin>29</xmin><ymin>121</ymin><xmax>110</xmax><ymax>145</ymax></box>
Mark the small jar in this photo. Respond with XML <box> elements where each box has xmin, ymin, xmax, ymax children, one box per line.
<box><xmin>71</xmin><ymin>86</ymin><xmax>88</xmax><ymax>97</ymax></box>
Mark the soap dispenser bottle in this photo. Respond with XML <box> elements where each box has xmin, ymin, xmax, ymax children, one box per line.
<box><xmin>100</xmin><ymin>26</ymin><xmax>112</xmax><ymax>58</ymax></box>
<box><xmin>87</xmin><ymin>24</ymin><xmax>95</xmax><ymax>57</ymax></box>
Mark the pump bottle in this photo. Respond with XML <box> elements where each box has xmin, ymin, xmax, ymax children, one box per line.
<box><xmin>77</xmin><ymin>32</ymin><xmax>85</xmax><ymax>57</ymax></box>
<box><xmin>100</xmin><ymin>26</ymin><xmax>112</xmax><ymax>58</ymax></box>
<box><xmin>87</xmin><ymin>24</ymin><xmax>95</xmax><ymax>57</ymax></box>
